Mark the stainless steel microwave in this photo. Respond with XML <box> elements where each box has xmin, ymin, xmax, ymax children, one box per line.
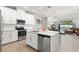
<box><xmin>17</xmin><ymin>19</ymin><xmax>25</xmax><ymax>25</ymax></box>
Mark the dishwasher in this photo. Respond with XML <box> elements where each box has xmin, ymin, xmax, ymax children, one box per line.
<box><xmin>38</xmin><ymin>34</ymin><xmax>50</xmax><ymax>52</ymax></box>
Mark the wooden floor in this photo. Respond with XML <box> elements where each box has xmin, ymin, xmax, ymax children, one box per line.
<box><xmin>2</xmin><ymin>34</ymin><xmax>79</xmax><ymax>52</ymax></box>
<box><xmin>60</xmin><ymin>34</ymin><xmax>79</xmax><ymax>52</ymax></box>
<box><xmin>2</xmin><ymin>40</ymin><xmax>37</xmax><ymax>52</ymax></box>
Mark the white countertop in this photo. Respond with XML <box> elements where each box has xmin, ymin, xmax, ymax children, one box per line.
<box><xmin>27</xmin><ymin>30</ymin><xmax>59</xmax><ymax>36</ymax></box>
<box><xmin>38</xmin><ymin>31</ymin><xmax>59</xmax><ymax>36</ymax></box>
<box><xmin>2</xmin><ymin>30</ymin><xmax>18</xmax><ymax>32</ymax></box>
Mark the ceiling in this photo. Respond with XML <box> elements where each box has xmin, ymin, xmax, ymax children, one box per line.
<box><xmin>17</xmin><ymin>6</ymin><xmax>79</xmax><ymax>18</ymax></box>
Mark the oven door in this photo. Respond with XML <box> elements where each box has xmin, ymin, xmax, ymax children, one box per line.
<box><xmin>18</xmin><ymin>30</ymin><xmax>26</xmax><ymax>36</ymax></box>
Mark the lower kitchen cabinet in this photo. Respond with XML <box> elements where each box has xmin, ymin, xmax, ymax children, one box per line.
<box><xmin>1</xmin><ymin>31</ymin><xmax>18</xmax><ymax>44</ymax></box>
<box><xmin>26</xmin><ymin>32</ymin><xmax>38</xmax><ymax>50</ymax></box>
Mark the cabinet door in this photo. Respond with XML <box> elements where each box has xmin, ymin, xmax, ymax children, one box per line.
<box><xmin>26</xmin><ymin>32</ymin><xmax>38</xmax><ymax>50</ymax></box>
<box><xmin>1</xmin><ymin>33</ymin><xmax>5</xmax><ymax>44</ymax></box>
<box><xmin>1</xmin><ymin>32</ymin><xmax>10</xmax><ymax>44</ymax></box>
<box><xmin>1</xmin><ymin>7</ymin><xmax>16</xmax><ymax>24</ymax></box>
<box><xmin>26</xmin><ymin>32</ymin><xmax>32</xmax><ymax>46</ymax></box>
<box><xmin>16</xmin><ymin>8</ymin><xmax>23</xmax><ymax>19</ymax></box>
<box><xmin>32</xmin><ymin>34</ymin><xmax>38</xmax><ymax>50</ymax></box>
<box><xmin>10</xmin><ymin>31</ymin><xmax>18</xmax><ymax>42</ymax></box>
<box><xmin>1</xmin><ymin>31</ymin><xmax>18</xmax><ymax>44</ymax></box>
<box><xmin>27</xmin><ymin>36</ymin><xmax>33</xmax><ymax>46</ymax></box>
<box><xmin>25</xmin><ymin>13</ymin><xmax>35</xmax><ymax>25</ymax></box>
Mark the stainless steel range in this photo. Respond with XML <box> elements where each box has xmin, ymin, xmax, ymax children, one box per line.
<box><xmin>15</xmin><ymin>19</ymin><xmax>26</xmax><ymax>41</ymax></box>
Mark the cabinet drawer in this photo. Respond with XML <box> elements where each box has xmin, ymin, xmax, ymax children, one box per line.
<box><xmin>1</xmin><ymin>31</ymin><xmax>18</xmax><ymax>44</ymax></box>
<box><xmin>1</xmin><ymin>32</ymin><xmax>10</xmax><ymax>44</ymax></box>
<box><xmin>10</xmin><ymin>31</ymin><xmax>18</xmax><ymax>41</ymax></box>
<box><xmin>27</xmin><ymin>36</ymin><xmax>33</xmax><ymax>46</ymax></box>
<box><xmin>26</xmin><ymin>32</ymin><xmax>38</xmax><ymax>50</ymax></box>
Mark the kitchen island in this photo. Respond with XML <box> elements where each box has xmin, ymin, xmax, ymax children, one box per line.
<box><xmin>38</xmin><ymin>31</ymin><xmax>60</xmax><ymax>52</ymax></box>
<box><xmin>26</xmin><ymin>31</ymin><xmax>61</xmax><ymax>52</ymax></box>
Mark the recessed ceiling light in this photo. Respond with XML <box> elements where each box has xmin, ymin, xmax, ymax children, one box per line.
<box><xmin>39</xmin><ymin>7</ymin><xmax>42</xmax><ymax>10</ymax></box>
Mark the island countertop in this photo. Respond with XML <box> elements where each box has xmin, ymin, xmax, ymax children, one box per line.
<box><xmin>38</xmin><ymin>31</ymin><xmax>59</xmax><ymax>36</ymax></box>
<box><xmin>27</xmin><ymin>30</ymin><xmax>59</xmax><ymax>36</ymax></box>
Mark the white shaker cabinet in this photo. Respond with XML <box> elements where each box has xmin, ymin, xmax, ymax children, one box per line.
<box><xmin>1</xmin><ymin>31</ymin><xmax>9</xmax><ymax>44</ymax></box>
<box><xmin>1</xmin><ymin>31</ymin><xmax>18</xmax><ymax>44</ymax></box>
<box><xmin>25</xmin><ymin>13</ymin><xmax>35</xmax><ymax>25</ymax></box>
<box><xmin>17</xmin><ymin>8</ymin><xmax>35</xmax><ymax>25</ymax></box>
<box><xmin>9</xmin><ymin>31</ymin><xmax>18</xmax><ymax>42</ymax></box>
<box><xmin>26</xmin><ymin>33</ymin><xmax>32</xmax><ymax>47</ymax></box>
<box><xmin>26</xmin><ymin>32</ymin><xmax>38</xmax><ymax>50</ymax></box>
<box><xmin>16</xmin><ymin>8</ymin><xmax>23</xmax><ymax>19</ymax></box>
<box><xmin>1</xmin><ymin>7</ymin><xmax>16</xmax><ymax>24</ymax></box>
<box><xmin>31</xmin><ymin>34</ymin><xmax>38</xmax><ymax>50</ymax></box>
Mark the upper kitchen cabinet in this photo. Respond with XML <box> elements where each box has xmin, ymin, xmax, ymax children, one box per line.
<box><xmin>1</xmin><ymin>7</ymin><xmax>16</xmax><ymax>24</ymax></box>
<box><xmin>16</xmin><ymin>8</ymin><xmax>23</xmax><ymax>19</ymax></box>
<box><xmin>24</xmin><ymin>13</ymin><xmax>35</xmax><ymax>25</ymax></box>
<box><xmin>17</xmin><ymin>8</ymin><xmax>35</xmax><ymax>25</ymax></box>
